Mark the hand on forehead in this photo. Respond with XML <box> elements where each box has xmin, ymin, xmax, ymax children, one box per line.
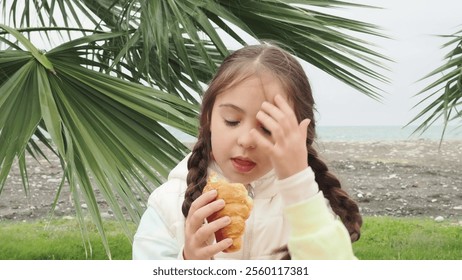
<box><xmin>258</xmin><ymin>72</ymin><xmax>289</xmax><ymax>102</ymax></box>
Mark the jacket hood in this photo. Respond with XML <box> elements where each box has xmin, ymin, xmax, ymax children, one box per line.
<box><xmin>167</xmin><ymin>153</ymin><xmax>191</xmax><ymax>182</ymax></box>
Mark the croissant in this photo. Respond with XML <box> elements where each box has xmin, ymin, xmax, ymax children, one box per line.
<box><xmin>202</xmin><ymin>174</ymin><xmax>253</xmax><ymax>253</ymax></box>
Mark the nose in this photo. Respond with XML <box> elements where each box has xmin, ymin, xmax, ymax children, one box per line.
<box><xmin>237</xmin><ymin>129</ymin><xmax>256</xmax><ymax>149</ymax></box>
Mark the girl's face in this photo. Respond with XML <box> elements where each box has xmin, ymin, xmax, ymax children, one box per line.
<box><xmin>210</xmin><ymin>73</ymin><xmax>289</xmax><ymax>184</ymax></box>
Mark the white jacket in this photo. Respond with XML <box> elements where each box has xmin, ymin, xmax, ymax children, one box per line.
<box><xmin>132</xmin><ymin>154</ymin><xmax>355</xmax><ymax>260</ymax></box>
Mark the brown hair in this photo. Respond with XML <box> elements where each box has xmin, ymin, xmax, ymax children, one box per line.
<box><xmin>182</xmin><ymin>43</ymin><xmax>362</xmax><ymax>259</ymax></box>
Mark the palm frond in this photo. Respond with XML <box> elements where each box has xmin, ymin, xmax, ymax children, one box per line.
<box><xmin>0</xmin><ymin>26</ymin><xmax>198</xmax><ymax>258</ymax></box>
<box><xmin>408</xmin><ymin>28</ymin><xmax>462</xmax><ymax>144</ymax></box>
<box><xmin>3</xmin><ymin>1</ymin><xmax>390</xmax><ymax>99</ymax></box>
<box><xmin>95</xmin><ymin>0</ymin><xmax>390</xmax><ymax>101</ymax></box>
<box><xmin>204</xmin><ymin>0</ymin><xmax>391</xmax><ymax>98</ymax></box>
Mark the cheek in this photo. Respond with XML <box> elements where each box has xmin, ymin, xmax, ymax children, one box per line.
<box><xmin>210</xmin><ymin>127</ymin><xmax>227</xmax><ymax>149</ymax></box>
<box><xmin>210</xmin><ymin>120</ymin><xmax>224</xmax><ymax>151</ymax></box>
<box><xmin>209</xmin><ymin>117</ymin><xmax>220</xmax><ymax>144</ymax></box>
<box><xmin>210</xmin><ymin>132</ymin><xmax>226</xmax><ymax>162</ymax></box>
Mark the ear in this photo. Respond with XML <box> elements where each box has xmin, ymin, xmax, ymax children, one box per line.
<box><xmin>299</xmin><ymin>119</ymin><xmax>311</xmax><ymax>139</ymax></box>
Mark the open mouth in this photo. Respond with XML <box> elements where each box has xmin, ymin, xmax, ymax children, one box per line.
<box><xmin>231</xmin><ymin>157</ymin><xmax>256</xmax><ymax>173</ymax></box>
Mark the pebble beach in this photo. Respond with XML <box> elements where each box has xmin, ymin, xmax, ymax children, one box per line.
<box><xmin>1</xmin><ymin>139</ymin><xmax>462</xmax><ymax>223</ymax></box>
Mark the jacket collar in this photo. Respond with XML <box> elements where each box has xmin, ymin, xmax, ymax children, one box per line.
<box><xmin>208</xmin><ymin>161</ymin><xmax>279</xmax><ymax>199</ymax></box>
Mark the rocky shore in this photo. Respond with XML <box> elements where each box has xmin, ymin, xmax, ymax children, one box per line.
<box><xmin>316</xmin><ymin>140</ymin><xmax>462</xmax><ymax>221</ymax></box>
<box><xmin>1</xmin><ymin>139</ymin><xmax>462</xmax><ymax>222</ymax></box>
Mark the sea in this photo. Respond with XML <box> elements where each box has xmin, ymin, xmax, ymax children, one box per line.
<box><xmin>315</xmin><ymin>125</ymin><xmax>462</xmax><ymax>142</ymax></box>
<box><xmin>171</xmin><ymin>125</ymin><xmax>462</xmax><ymax>143</ymax></box>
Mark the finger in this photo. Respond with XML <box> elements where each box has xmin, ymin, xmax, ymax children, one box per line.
<box><xmin>196</xmin><ymin>216</ymin><xmax>231</xmax><ymax>244</ymax></box>
<box><xmin>189</xmin><ymin>195</ymin><xmax>225</xmax><ymax>231</ymax></box>
<box><xmin>256</xmin><ymin>107</ymin><xmax>294</xmax><ymax>146</ymax></box>
<box><xmin>189</xmin><ymin>189</ymin><xmax>217</xmax><ymax>215</ymax></box>
<box><xmin>260</xmin><ymin>101</ymin><xmax>296</xmax><ymax>131</ymax></box>
<box><xmin>190</xmin><ymin>199</ymin><xmax>225</xmax><ymax>230</ymax></box>
<box><xmin>255</xmin><ymin>110</ymin><xmax>279</xmax><ymax>139</ymax></box>
<box><xmin>198</xmin><ymin>238</ymin><xmax>234</xmax><ymax>258</ymax></box>
<box><xmin>259</xmin><ymin>97</ymin><xmax>298</xmax><ymax>138</ymax></box>
<box><xmin>273</xmin><ymin>94</ymin><xmax>298</xmax><ymax>123</ymax></box>
<box><xmin>260</xmin><ymin>101</ymin><xmax>286</xmax><ymax>123</ymax></box>
<box><xmin>249</xmin><ymin>127</ymin><xmax>275</xmax><ymax>153</ymax></box>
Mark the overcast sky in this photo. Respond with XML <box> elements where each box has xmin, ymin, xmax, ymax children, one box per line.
<box><xmin>305</xmin><ymin>0</ymin><xmax>461</xmax><ymax>126</ymax></box>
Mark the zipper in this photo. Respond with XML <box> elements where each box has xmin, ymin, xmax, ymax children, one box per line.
<box><xmin>242</xmin><ymin>206</ymin><xmax>254</xmax><ymax>259</ymax></box>
<box><xmin>242</xmin><ymin>183</ymin><xmax>255</xmax><ymax>259</ymax></box>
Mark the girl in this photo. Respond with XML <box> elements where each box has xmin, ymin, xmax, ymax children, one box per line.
<box><xmin>133</xmin><ymin>43</ymin><xmax>362</xmax><ymax>260</ymax></box>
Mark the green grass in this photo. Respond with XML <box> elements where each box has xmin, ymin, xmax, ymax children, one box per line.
<box><xmin>0</xmin><ymin>216</ymin><xmax>461</xmax><ymax>259</ymax></box>
<box><xmin>0</xmin><ymin>218</ymin><xmax>134</xmax><ymax>260</ymax></box>
<box><xmin>353</xmin><ymin>216</ymin><xmax>462</xmax><ymax>260</ymax></box>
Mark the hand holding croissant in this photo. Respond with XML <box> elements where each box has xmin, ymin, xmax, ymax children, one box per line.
<box><xmin>202</xmin><ymin>174</ymin><xmax>253</xmax><ymax>252</ymax></box>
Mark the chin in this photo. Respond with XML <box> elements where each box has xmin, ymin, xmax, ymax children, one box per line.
<box><xmin>231</xmin><ymin>173</ymin><xmax>258</xmax><ymax>185</ymax></box>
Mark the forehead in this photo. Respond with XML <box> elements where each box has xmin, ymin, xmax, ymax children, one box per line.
<box><xmin>215</xmin><ymin>73</ymin><xmax>289</xmax><ymax>105</ymax></box>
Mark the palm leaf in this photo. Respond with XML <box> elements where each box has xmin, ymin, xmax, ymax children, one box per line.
<box><xmin>408</xmin><ymin>28</ymin><xmax>462</xmax><ymax>145</ymax></box>
<box><xmin>0</xmin><ymin>27</ymin><xmax>199</xmax><ymax>258</ymax></box>
<box><xmin>3</xmin><ymin>1</ymin><xmax>390</xmax><ymax>99</ymax></box>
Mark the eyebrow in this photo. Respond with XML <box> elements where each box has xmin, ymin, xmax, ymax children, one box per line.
<box><xmin>218</xmin><ymin>103</ymin><xmax>245</xmax><ymax>113</ymax></box>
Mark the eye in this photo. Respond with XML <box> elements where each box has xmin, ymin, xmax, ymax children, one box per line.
<box><xmin>224</xmin><ymin>120</ymin><xmax>239</xmax><ymax>127</ymax></box>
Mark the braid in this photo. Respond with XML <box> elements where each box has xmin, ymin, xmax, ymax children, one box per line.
<box><xmin>181</xmin><ymin>133</ymin><xmax>211</xmax><ymax>217</ymax></box>
<box><xmin>308</xmin><ymin>145</ymin><xmax>362</xmax><ymax>241</ymax></box>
